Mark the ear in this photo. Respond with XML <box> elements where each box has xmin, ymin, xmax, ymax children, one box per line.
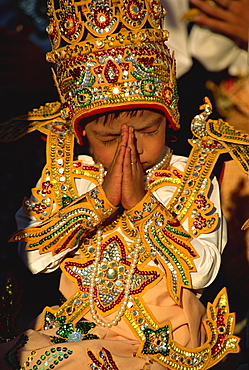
<box><xmin>82</xmin><ymin>129</ymin><xmax>86</xmax><ymax>136</ymax></box>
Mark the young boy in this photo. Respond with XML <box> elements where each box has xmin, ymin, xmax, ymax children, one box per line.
<box><xmin>0</xmin><ymin>0</ymin><xmax>244</xmax><ymax>368</ymax></box>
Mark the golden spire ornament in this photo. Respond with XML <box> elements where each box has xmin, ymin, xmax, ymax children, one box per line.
<box><xmin>45</xmin><ymin>0</ymin><xmax>180</xmax><ymax>143</ymax></box>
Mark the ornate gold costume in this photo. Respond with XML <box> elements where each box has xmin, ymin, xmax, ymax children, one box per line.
<box><xmin>0</xmin><ymin>0</ymin><xmax>248</xmax><ymax>368</ymax></box>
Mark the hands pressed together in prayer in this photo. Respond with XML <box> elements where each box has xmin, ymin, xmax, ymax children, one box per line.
<box><xmin>190</xmin><ymin>0</ymin><xmax>249</xmax><ymax>47</ymax></box>
<box><xmin>102</xmin><ymin>124</ymin><xmax>146</xmax><ymax>210</ymax></box>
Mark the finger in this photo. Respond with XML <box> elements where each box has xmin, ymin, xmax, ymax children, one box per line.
<box><xmin>116</xmin><ymin>144</ymin><xmax>126</xmax><ymax>163</ymax></box>
<box><xmin>127</xmin><ymin>127</ymin><xmax>137</xmax><ymax>165</ymax></box>
<box><xmin>123</xmin><ymin>145</ymin><xmax>132</xmax><ymax>174</ymax></box>
<box><xmin>102</xmin><ymin>145</ymin><xmax>125</xmax><ymax>206</ymax></box>
<box><xmin>120</xmin><ymin>124</ymin><xmax>129</xmax><ymax>146</ymax></box>
<box><xmin>190</xmin><ymin>0</ymin><xmax>228</xmax><ymax>19</ymax></box>
<box><xmin>122</xmin><ymin>144</ymin><xmax>146</xmax><ymax>209</ymax></box>
<box><xmin>109</xmin><ymin>125</ymin><xmax>128</xmax><ymax>169</ymax></box>
<box><xmin>210</xmin><ymin>0</ymin><xmax>242</xmax><ymax>10</ymax></box>
<box><xmin>191</xmin><ymin>12</ymin><xmax>242</xmax><ymax>40</ymax></box>
<box><xmin>211</xmin><ymin>0</ymin><xmax>232</xmax><ymax>9</ymax></box>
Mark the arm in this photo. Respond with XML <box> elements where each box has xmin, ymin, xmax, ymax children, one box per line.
<box><xmin>13</xmin><ymin>184</ymin><xmax>117</xmax><ymax>273</ymax></box>
<box><xmin>126</xmin><ymin>156</ymin><xmax>226</xmax><ymax>300</ymax></box>
<box><xmin>15</xmin><ymin>124</ymin><xmax>134</xmax><ymax>274</ymax></box>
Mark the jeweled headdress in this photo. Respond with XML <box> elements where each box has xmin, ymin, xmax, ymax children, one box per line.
<box><xmin>46</xmin><ymin>0</ymin><xmax>179</xmax><ymax>143</ymax></box>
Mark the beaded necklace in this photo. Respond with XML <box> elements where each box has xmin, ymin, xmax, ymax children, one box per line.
<box><xmin>88</xmin><ymin>149</ymin><xmax>171</xmax><ymax>327</ymax></box>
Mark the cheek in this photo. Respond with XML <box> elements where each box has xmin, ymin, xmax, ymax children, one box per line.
<box><xmin>92</xmin><ymin>144</ymin><xmax>117</xmax><ymax>168</ymax></box>
<box><xmin>152</xmin><ymin>136</ymin><xmax>165</xmax><ymax>153</ymax></box>
<box><xmin>144</xmin><ymin>136</ymin><xmax>165</xmax><ymax>163</ymax></box>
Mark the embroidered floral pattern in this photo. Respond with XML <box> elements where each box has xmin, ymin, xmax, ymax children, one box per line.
<box><xmin>33</xmin><ymin>203</ymin><xmax>47</xmax><ymax>214</ymax></box>
<box><xmin>193</xmin><ymin>216</ymin><xmax>207</xmax><ymax>230</ymax></box>
<box><xmin>42</xmin><ymin>181</ymin><xmax>53</xmax><ymax>194</ymax></box>
<box><xmin>142</xmin><ymin>325</ymin><xmax>170</xmax><ymax>356</ymax></box>
<box><xmin>194</xmin><ymin>194</ymin><xmax>207</xmax><ymax>209</ymax></box>
<box><xmin>128</xmin><ymin>193</ymin><xmax>158</xmax><ymax>222</ymax></box>
<box><xmin>44</xmin><ymin>311</ymin><xmax>99</xmax><ymax>342</ymax></box>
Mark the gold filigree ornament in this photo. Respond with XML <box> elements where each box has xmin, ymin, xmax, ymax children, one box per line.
<box><xmin>165</xmin><ymin>97</ymin><xmax>249</xmax><ymax>238</ymax></box>
<box><xmin>130</xmin><ymin>287</ymin><xmax>240</xmax><ymax>369</ymax></box>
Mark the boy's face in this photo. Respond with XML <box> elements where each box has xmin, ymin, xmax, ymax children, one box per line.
<box><xmin>83</xmin><ymin>110</ymin><xmax>167</xmax><ymax>171</ymax></box>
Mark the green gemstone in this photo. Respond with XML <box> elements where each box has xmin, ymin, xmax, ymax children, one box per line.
<box><xmin>106</xmin><ymin>268</ymin><xmax>117</xmax><ymax>280</ymax></box>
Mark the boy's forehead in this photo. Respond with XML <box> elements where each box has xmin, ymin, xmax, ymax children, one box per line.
<box><xmin>87</xmin><ymin>110</ymin><xmax>166</xmax><ymax>131</ymax></box>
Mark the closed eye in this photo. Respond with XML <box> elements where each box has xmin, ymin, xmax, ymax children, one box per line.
<box><xmin>100</xmin><ymin>137</ymin><xmax>119</xmax><ymax>145</ymax></box>
<box><xmin>141</xmin><ymin>128</ymin><xmax>159</xmax><ymax>136</ymax></box>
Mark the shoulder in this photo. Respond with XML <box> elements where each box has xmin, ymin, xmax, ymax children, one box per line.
<box><xmin>74</xmin><ymin>154</ymin><xmax>98</xmax><ymax>196</ymax></box>
<box><xmin>77</xmin><ymin>154</ymin><xmax>95</xmax><ymax>164</ymax></box>
<box><xmin>170</xmin><ymin>153</ymin><xmax>188</xmax><ymax>171</ymax></box>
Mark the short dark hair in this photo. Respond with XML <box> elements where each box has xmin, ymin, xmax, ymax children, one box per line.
<box><xmin>78</xmin><ymin>108</ymin><xmax>165</xmax><ymax>130</ymax></box>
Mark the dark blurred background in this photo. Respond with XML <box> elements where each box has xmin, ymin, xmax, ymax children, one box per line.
<box><xmin>0</xmin><ymin>0</ymin><xmax>60</xmax><ymax>339</ymax></box>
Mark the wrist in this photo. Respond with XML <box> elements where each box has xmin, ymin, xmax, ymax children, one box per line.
<box><xmin>86</xmin><ymin>185</ymin><xmax>118</xmax><ymax>220</ymax></box>
<box><xmin>125</xmin><ymin>191</ymin><xmax>159</xmax><ymax>224</ymax></box>
<box><xmin>122</xmin><ymin>189</ymin><xmax>146</xmax><ymax>210</ymax></box>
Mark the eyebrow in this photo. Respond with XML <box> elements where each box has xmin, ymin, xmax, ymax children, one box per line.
<box><xmin>92</xmin><ymin>116</ymin><xmax>163</xmax><ymax>137</ymax></box>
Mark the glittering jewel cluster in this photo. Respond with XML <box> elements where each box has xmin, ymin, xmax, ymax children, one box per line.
<box><xmin>142</xmin><ymin>325</ymin><xmax>170</xmax><ymax>356</ymax></box>
<box><xmin>46</xmin><ymin>0</ymin><xmax>166</xmax><ymax>54</ymax></box>
<box><xmin>62</xmin><ymin>231</ymin><xmax>160</xmax><ymax>327</ymax></box>
<box><xmin>44</xmin><ymin>311</ymin><xmax>99</xmax><ymax>343</ymax></box>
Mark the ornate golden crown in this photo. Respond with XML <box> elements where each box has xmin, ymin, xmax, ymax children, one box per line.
<box><xmin>46</xmin><ymin>0</ymin><xmax>180</xmax><ymax>143</ymax></box>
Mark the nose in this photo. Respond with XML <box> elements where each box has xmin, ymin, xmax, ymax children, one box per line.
<box><xmin>135</xmin><ymin>133</ymin><xmax>143</xmax><ymax>155</ymax></box>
